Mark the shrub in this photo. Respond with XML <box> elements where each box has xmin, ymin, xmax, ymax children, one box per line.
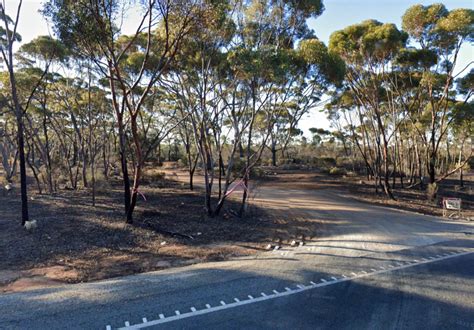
<box><xmin>329</xmin><ymin>167</ymin><xmax>346</xmax><ymax>176</ymax></box>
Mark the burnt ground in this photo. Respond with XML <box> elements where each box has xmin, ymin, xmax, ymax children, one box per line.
<box><xmin>0</xmin><ymin>170</ymin><xmax>317</xmax><ymax>293</ymax></box>
<box><xmin>1</xmin><ymin>166</ymin><xmax>472</xmax><ymax>294</ymax></box>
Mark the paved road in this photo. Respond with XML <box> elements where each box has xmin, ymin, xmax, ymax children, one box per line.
<box><xmin>0</xmin><ymin>183</ymin><xmax>473</xmax><ymax>330</ymax></box>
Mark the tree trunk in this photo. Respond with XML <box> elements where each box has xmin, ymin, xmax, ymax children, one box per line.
<box><xmin>271</xmin><ymin>142</ymin><xmax>277</xmax><ymax>167</ymax></box>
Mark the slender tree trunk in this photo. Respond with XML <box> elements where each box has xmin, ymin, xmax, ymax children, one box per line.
<box><xmin>117</xmin><ymin>117</ymin><xmax>131</xmax><ymax>216</ymax></box>
<box><xmin>271</xmin><ymin>141</ymin><xmax>277</xmax><ymax>167</ymax></box>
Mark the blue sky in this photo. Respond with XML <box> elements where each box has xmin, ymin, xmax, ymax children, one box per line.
<box><xmin>5</xmin><ymin>0</ymin><xmax>474</xmax><ymax>133</ymax></box>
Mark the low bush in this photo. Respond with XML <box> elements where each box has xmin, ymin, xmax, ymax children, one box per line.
<box><xmin>329</xmin><ymin>167</ymin><xmax>347</xmax><ymax>176</ymax></box>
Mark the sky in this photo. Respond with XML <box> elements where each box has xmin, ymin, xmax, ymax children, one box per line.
<box><xmin>4</xmin><ymin>0</ymin><xmax>474</xmax><ymax>135</ymax></box>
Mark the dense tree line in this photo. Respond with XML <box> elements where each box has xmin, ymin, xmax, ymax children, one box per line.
<box><xmin>326</xmin><ymin>4</ymin><xmax>473</xmax><ymax>198</ymax></box>
<box><xmin>0</xmin><ymin>1</ymin><xmax>472</xmax><ymax>227</ymax></box>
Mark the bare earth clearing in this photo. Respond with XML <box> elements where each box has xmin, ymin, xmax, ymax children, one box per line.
<box><xmin>262</xmin><ymin>168</ymin><xmax>474</xmax><ymax>219</ymax></box>
<box><xmin>1</xmin><ymin>167</ymin><xmax>472</xmax><ymax>293</ymax></box>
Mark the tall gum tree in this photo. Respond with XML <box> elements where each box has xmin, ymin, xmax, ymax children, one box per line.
<box><xmin>43</xmin><ymin>0</ymin><xmax>198</xmax><ymax>223</ymax></box>
<box><xmin>401</xmin><ymin>3</ymin><xmax>473</xmax><ymax>184</ymax></box>
<box><xmin>329</xmin><ymin>19</ymin><xmax>408</xmax><ymax>198</ymax></box>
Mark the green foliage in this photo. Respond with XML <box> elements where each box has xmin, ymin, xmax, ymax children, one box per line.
<box><xmin>329</xmin><ymin>19</ymin><xmax>407</xmax><ymax>64</ymax></box>
<box><xmin>402</xmin><ymin>4</ymin><xmax>473</xmax><ymax>51</ymax></box>
<box><xmin>395</xmin><ymin>48</ymin><xmax>438</xmax><ymax>69</ymax></box>
<box><xmin>329</xmin><ymin>167</ymin><xmax>346</xmax><ymax>176</ymax></box>
<box><xmin>18</xmin><ymin>35</ymin><xmax>69</xmax><ymax>63</ymax></box>
<box><xmin>401</xmin><ymin>3</ymin><xmax>448</xmax><ymax>44</ymax></box>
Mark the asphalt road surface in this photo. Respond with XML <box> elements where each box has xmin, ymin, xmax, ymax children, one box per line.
<box><xmin>1</xmin><ymin>183</ymin><xmax>473</xmax><ymax>330</ymax></box>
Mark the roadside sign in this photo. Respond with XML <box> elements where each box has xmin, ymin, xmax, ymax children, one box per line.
<box><xmin>442</xmin><ymin>198</ymin><xmax>462</xmax><ymax>218</ymax></box>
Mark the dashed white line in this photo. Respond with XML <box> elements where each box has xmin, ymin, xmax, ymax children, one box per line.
<box><xmin>115</xmin><ymin>250</ymin><xmax>473</xmax><ymax>329</ymax></box>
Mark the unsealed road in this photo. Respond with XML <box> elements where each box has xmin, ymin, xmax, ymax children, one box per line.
<box><xmin>1</xmin><ymin>183</ymin><xmax>473</xmax><ymax>330</ymax></box>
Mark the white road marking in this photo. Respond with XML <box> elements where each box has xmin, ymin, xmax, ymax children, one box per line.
<box><xmin>273</xmin><ymin>290</ymin><xmax>279</xmax><ymax>294</ymax></box>
<box><xmin>142</xmin><ymin>318</ymin><xmax>147</xmax><ymax>323</ymax></box>
<box><xmin>234</xmin><ymin>298</ymin><xmax>240</xmax><ymax>302</ymax></box>
<box><xmin>115</xmin><ymin>251</ymin><xmax>473</xmax><ymax>329</ymax></box>
<box><xmin>370</xmin><ymin>269</ymin><xmax>377</xmax><ymax>272</ymax></box>
<box><xmin>413</xmin><ymin>260</ymin><xmax>419</xmax><ymax>262</ymax></box>
<box><xmin>351</xmin><ymin>272</ymin><xmax>357</xmax><ymax>276</ymax></box>
<box><xmin>310</xmin><ymin>281</ymin><xmax>316</xmax><ymax>285</ymax></box>
<box><xmin>106</xmin><ymin>326</ymin><xmax>111</xmax><ymax>330</ymax></box>
<box><xmin>320</xmin><ymin>279</ymin><xmax>327</xmax><ymax>283</ymax></box>
<box><xmin>190</xmin><ymin>307</ymin><xmax>196</xmax><ymax>312</ymax></box>
<box><xmin>285</xmin><ymin>287</ymin><xmax>292</xmax><ymax>291</ymax></box>
<box><xmin>361</xmin><ymin>271</ymin><xmax>367</xmax><ymax>274</ymax></box>
<box><xmin>331</xmin><ymin>277</ymin><xmax>338</xmax><ymax>281</ymax></box>
<box><xmin>379</xmin><ymin>266</ymin><xmax>385</xmax><ymax>270</ymax></box>
<box><xmin>220</xmin><ymin>301</ymin><xmax>226</xmax><ymax>306</ymax></box>
<box><xmin>341</xmin><ymin>275</ymin><xmax>347</xmax><ymax>278</ymax></box>
<box><xmin>125</xmin><ymin>322</ymin><xmax>130</xmax><ymax>327</ymax></box>
<box><xmin>248</xmin><ymin>295</ymin><xmax>254</xmax><ymax>299</ymax></box>
<box><xmin>159</xmin><ymin>314</ymin><xmax>164</xmax><ymax>319</ymax></box>
<box><xmin>205</xmin><ymin>304</ymin><xmax>211</xmax><ymax>309</ymax></box>
<box><xmin>175</xmin><ymin>311</ymin><xmax>180</xmax><ymax>316</ymax></box>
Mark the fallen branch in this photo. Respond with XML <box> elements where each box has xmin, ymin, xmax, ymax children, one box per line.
<box><xmin>436</xmin><ymin>154</ymin><xmax>472</xmax><ymax>183</ymax></box>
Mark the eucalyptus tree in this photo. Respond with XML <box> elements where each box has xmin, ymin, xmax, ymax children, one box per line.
<box><xmin>161</xmin><ymin>0</ymin><xmax>240</xmax><ymax>216</ymax></box>
<box><xmin>329</xmin><ymin>19</ymin><xmax>408</xmax><ymax>198</ymax></box>
<box><xmin>43</xmin><ymin>0</ymin><xmax>198</xmax><ymax>223</ymax></box>
<box><xmin>232</xmin><ymin>0</ymin><xmax>333</xmax><ymax>214</ymax></box>
<box><xmin>0</xmin><ymin>2</ymin><xmax>30</xmax><ymax>224</ymax></box>
<box><xmin>16</xmin><ymin>36</ymin><xmax>68</xmax><ymax>193</ymax></box>
<box><xmin>400</xmin><ymin>3</ymin><xmax>473</xmax><ymax>184</ymax></box>
<box><xmin>0</xmin><ymin>1</ymin><xmax>66</xmax><ymax>224</ymax></box>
